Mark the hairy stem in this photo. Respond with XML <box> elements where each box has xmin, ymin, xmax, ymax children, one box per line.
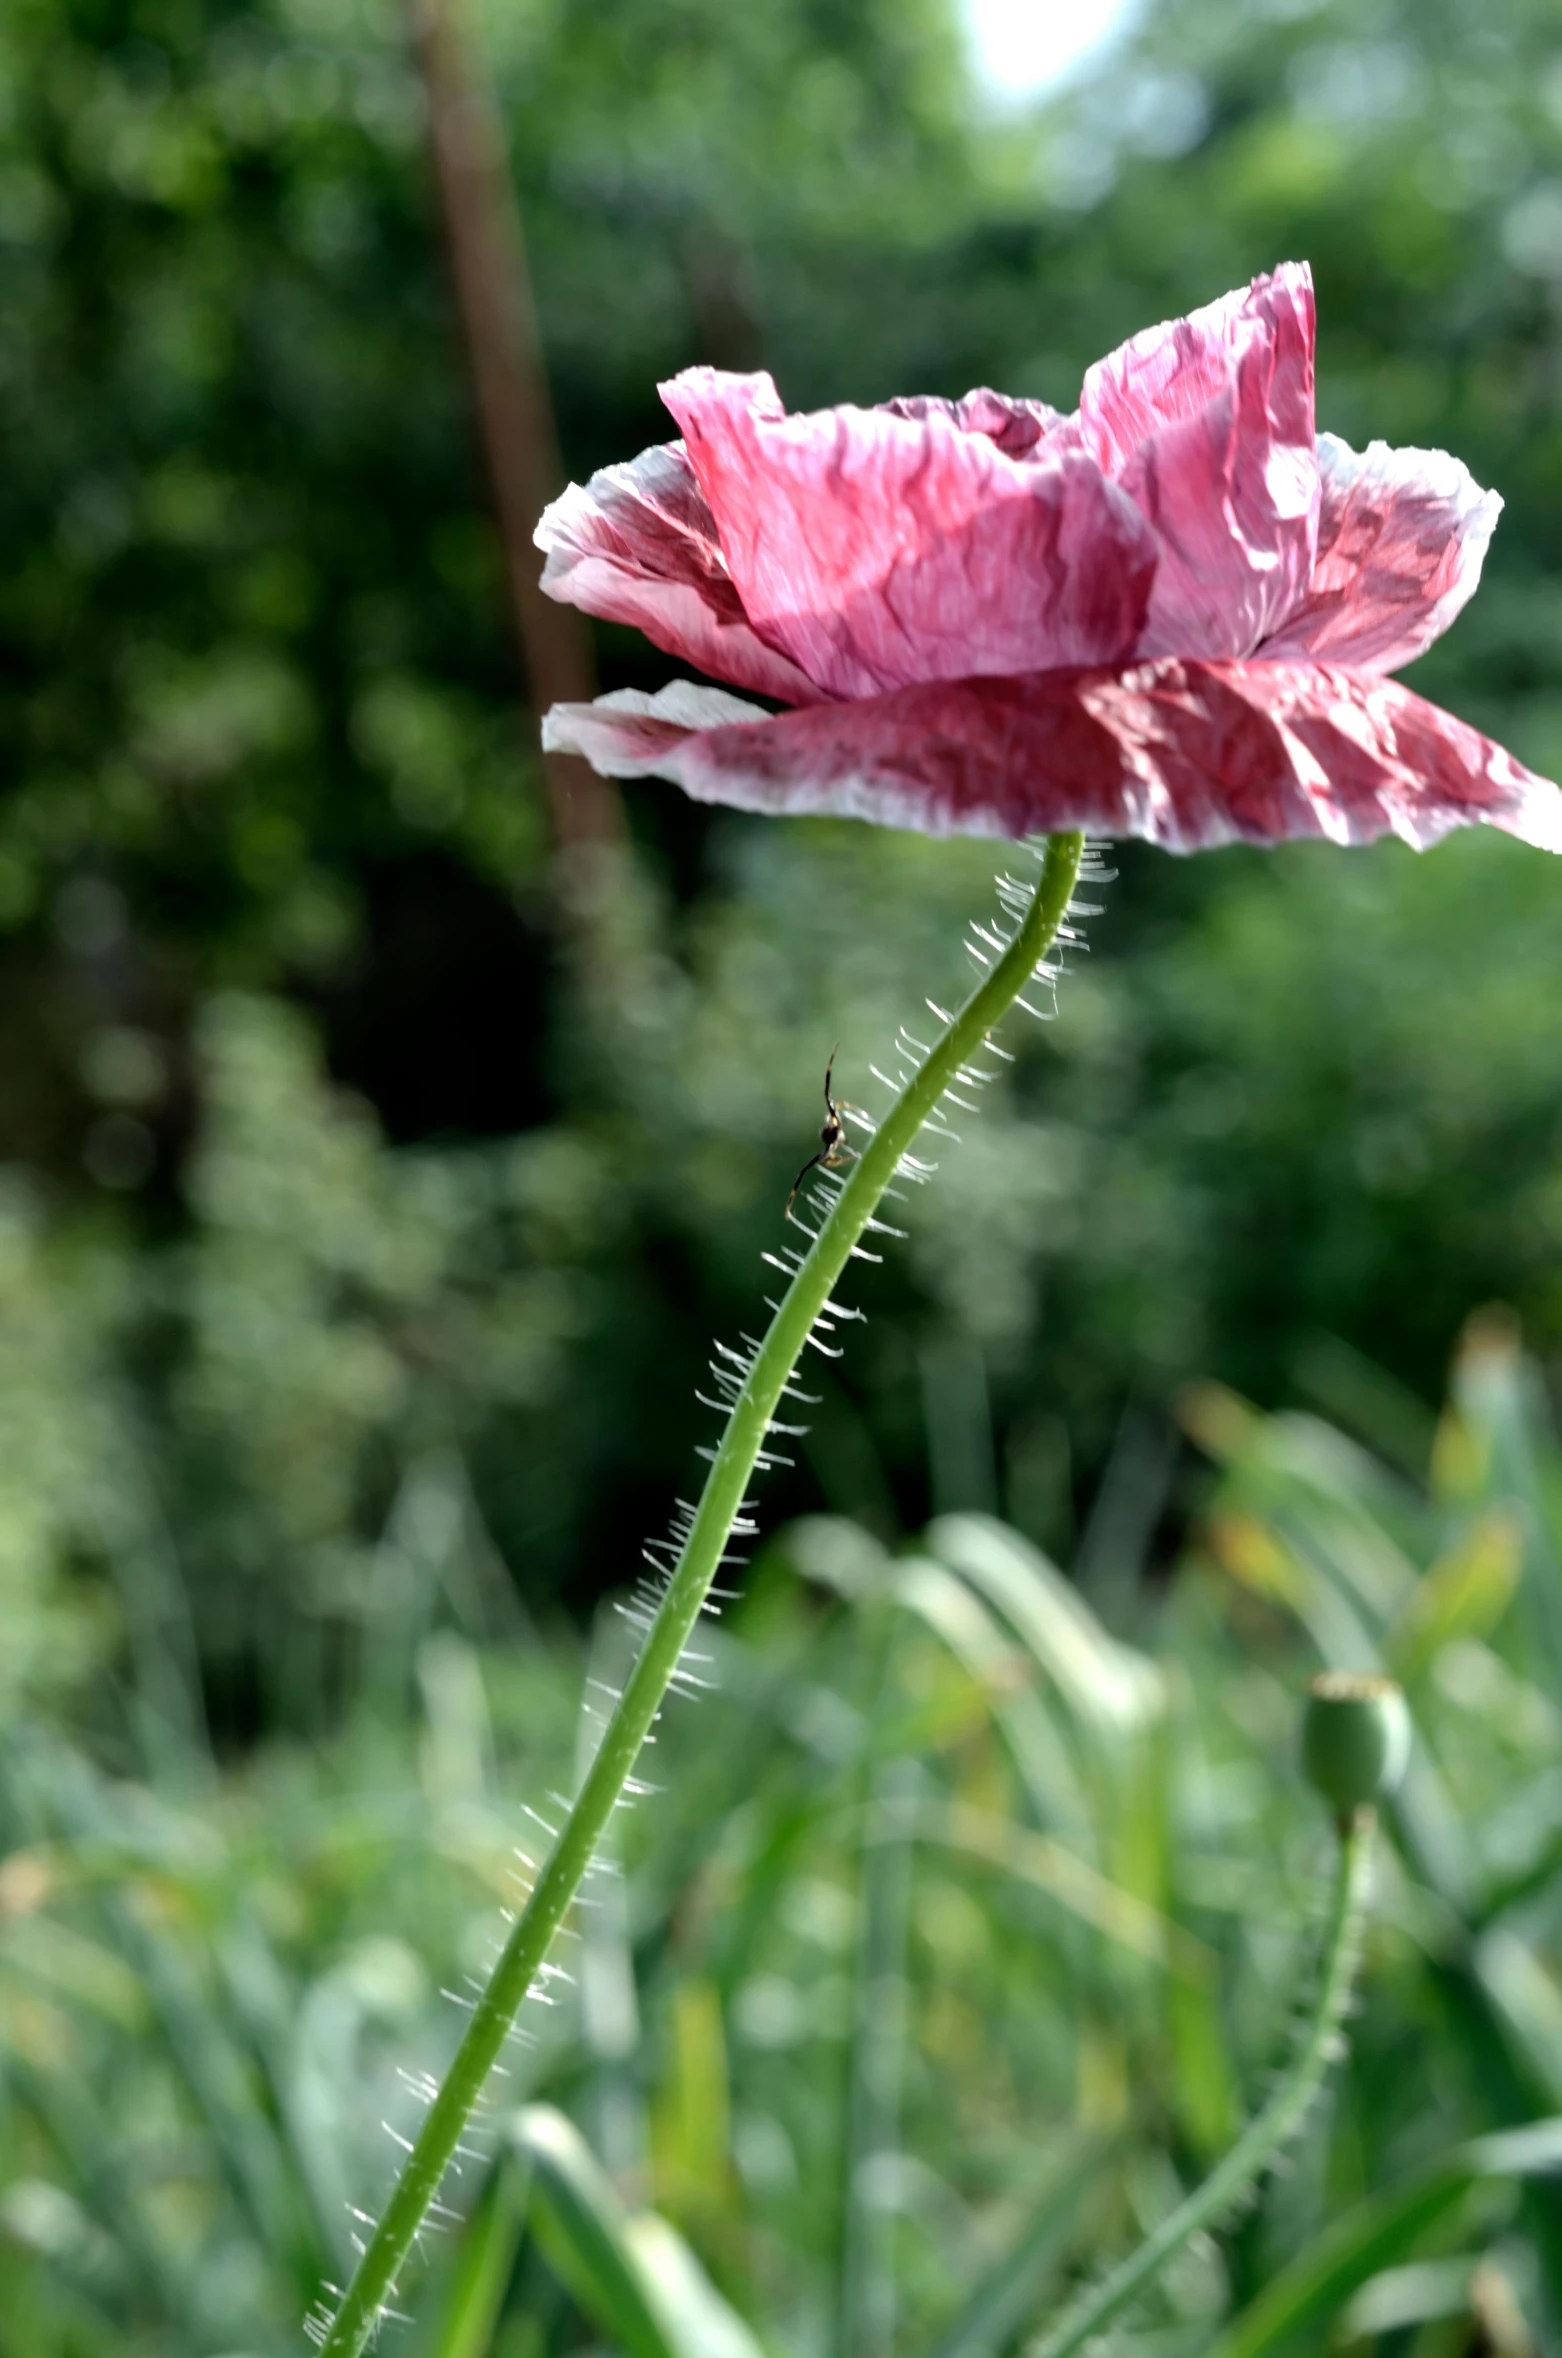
<box><xmin>313</xmin><ymin>830</ymin><xmax>1087</xmax><ymax>2354</ymax></box>
<box><xmin>1030</xmin><ymin>1811</ymin><xmax>1377</xmax><ymax>2358</ymax></box>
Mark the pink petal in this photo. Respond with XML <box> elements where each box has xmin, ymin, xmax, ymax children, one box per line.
<box><xmin>875</xmin><ymin>388</ymin><xmax>1068</xmax><ymax>460</ymax></box>
<box><xmin>542</xmin><ymin>663</ymin><xmax>1562</xmax><ymax>856</ymax></box>
<box><xmin>535</xmin><ymin>440</ymin><xmax>822</xmax><ymax>705</ymax></box>
<box><xmin>1258</xmin><ymin>432</ymin><xmax>1503</xmax><ymax>670</ymax></box>
<box><xmin>659</xmin><ymin>368</ymin><xmax>1158</xmax><ymax>700</ymax></box>
<box><xmin>1076</xmin><ymin>264</ymin><xmax>1319</xmax><ymax>661</ymax></box>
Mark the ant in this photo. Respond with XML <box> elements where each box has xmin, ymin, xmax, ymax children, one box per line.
<box><xmin>787</xmin><ymin>1043</ymin><xmax>859</xmax><ymax>1219</ymax></box>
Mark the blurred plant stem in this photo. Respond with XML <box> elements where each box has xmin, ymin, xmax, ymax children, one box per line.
<box><xmin>1031</xmin><ymin>1809</ymin><xmax>1377</xmax><ymax>2358</ymax></box>
<box><xmin>409</xmin><ymin>0</ymin><xmax>621</xmax><ymax>853</ymax></box>
<box><xmin>313</xmin><ymin>831</ymin><xmax>1087</xmax><ymax>2354</ymax></box>
<box><xmin>836</xmin><ymin>1732</ymin><xmax>917</xmax><ymax>2358</ymax></box>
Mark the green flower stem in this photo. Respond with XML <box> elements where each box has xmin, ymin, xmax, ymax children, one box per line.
<box><xmin>315</xmin><ymin>830</ymin><xmax>1087</xmax><ymax>2356</ymax></box>
<box><xmin>1031</xmin><ymin>1810</ymin><xmax>1377</xmax><ymax>2358</ymax></box>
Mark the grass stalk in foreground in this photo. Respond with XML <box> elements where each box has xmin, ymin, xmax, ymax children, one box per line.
<box><xmin>312</xmin><ymin>829</ymin><xmax>1088</xmax><ymax>2355</ymax></box>
<box><xmin>1030</xmin><ymin>1809</ymin><xmax>1377</xmax><ymax>2358</ymax></box>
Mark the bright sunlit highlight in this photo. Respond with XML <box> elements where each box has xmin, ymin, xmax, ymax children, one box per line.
<box><xmin>962</xmin><ymin>0</ymin><xmax>1142</xmax><ymax>102</ymax></box>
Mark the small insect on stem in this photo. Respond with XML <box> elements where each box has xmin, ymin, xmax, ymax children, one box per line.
<box><xmin>787</xmin><ymin>1043</ymin><xmax>859</xmax><ymax>1221</ymax></box>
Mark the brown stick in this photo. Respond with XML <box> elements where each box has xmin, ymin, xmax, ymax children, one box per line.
<box><xmin>410</xmin><ymin>0</ymin><xmax>622</xmax><ymax>848</ymax></box>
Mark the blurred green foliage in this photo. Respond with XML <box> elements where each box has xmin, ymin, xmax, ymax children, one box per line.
<box><xmin>6</xmin><ymin>1323</ymin><xmax>1562</xmax><ymax>2353</ymax></box>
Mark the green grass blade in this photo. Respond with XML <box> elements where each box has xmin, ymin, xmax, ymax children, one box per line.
<box><xmin>1202</xmin><ymin>2118</ymin><xmax>1562</xmax><ymax>2358</ymax></box>
<box><xmin>835</xmin><ymin>1752</ymin><xmax>916</xmax><ymax>2358</ymax></box>
<box><xmin>922</xmin><ymin>2147</ymin><xmax>1098</xmax><ymax>2358</ymax></box>
<box><xmin>892</xmin><ymin>1555</ymin><xmax>1089</xmax><ymax>1839</ymax></box>
<box><xmin>427</xmin><ymin>2164</ymin><xmax>527</xmax><ymax>2358</ymax></box>
<box><xmin>889</xmin><ymin>1795</ymin><xmax>1210</xmax><ymax>1982</ymax></box>
<box><xmin>924</xmin><ymin>1515</ymin><xmax>1159</xmax><ymax>1748</ymax></box>
<box><xmin>511</xmin><ymin>2107</ymin><xmax>677</xmax><ymax>2358</ymax></box>
<box><xmin>1452</xmin><ymin>1322</ymin><xmax>1562</xmax><ymax>1680</ymax></box>
<box><xmin>510</xmin><ymin>2106</ymin><xmax>764</xmax><ymax>2358</ymax></box>
<box><xmin>111</xmin><ymin>1901</ymin><xmax>319</xmax><ymax>2282</ymax></box>
<box><xmin>623</xmin><ymin>2215</ymin><xmax>769</xmax><ymax>2358</ymax></box>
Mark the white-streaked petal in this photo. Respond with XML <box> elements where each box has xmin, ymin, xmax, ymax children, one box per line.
<box><xmin>1076</xmin><ymin>263</ymin><xmax>1320</xmax><ymax>661</ymax></box>
<box><xmin>541</xmin><ymin>663</ymin><xmax>1562</xmax><ymax>856</ymax></box>
<box><xmin>541</xmin><ymin>681</ymin><xmax>772</xmax><ymax>777</ymax></box>
<box><xmin>1260</xmin><ymin>431</ymin><xmax>1503</xmax><ymax>670</ymax></box>
<box><xmin>535</xmin><ymin>442</ymin><xmax>820</xmax><ymax>705</ymax></box>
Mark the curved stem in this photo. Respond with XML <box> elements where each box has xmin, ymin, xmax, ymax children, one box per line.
<box><xmin>315</xmin><ymin>830</ymin><xmax>1087</xmax><ymax>2355</ymax></box>
<box><xmin>1031</xmin><ymin>1811</ymin><xmax>1377</xmax><ymax>2358</ymax></box>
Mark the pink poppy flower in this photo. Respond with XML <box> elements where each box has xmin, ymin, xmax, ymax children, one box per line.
<box><xmin>536</xmin><ymin>265</ymin><xmax>1561</xmax><ymax>855</ymax></box>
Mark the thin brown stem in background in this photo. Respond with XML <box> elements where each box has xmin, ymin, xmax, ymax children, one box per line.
<box><xmin>410</xmin><ymin>0</ymin><xmax>622</xmax><ymax>850</ymax></box>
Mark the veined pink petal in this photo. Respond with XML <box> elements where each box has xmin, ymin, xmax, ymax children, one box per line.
<box><xmin>1077</xmin><ymin>264</ymin><xmax>1319</xmax><ymax>661</ymax></box>
<box><xmin>542</xmin><ymin>663</ymin><xmax>1562</xmax><ymax>856</ymax></box>
<box><xmin>875</xmin><ymin>388</ymin><xmax>1068</xmax><ymax>460</ymax></box>
<box><xmin>535</xmin><ymin>441</ymin><xmax>821</xmax><ymax>705</ymax></box>
<box><xmin>1258</xmin><ymin>432</ymin><xmax>1503</xmax><ymax>671</ymax></box>
<box><xmin>659</xmin><ymin>367</ymin><xmax>1158</xmax><ymax>699</ymax></box>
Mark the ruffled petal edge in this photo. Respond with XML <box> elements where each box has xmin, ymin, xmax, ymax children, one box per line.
<box><xmin>535</xmin><ymin>441</ymin><xmax>822</xmax><ymax>706</ymax></box>
<box><xmin>541</xmin><ymin>663</ymin><xmax>1562</xmax><ymax>857</ymax></box>
<box><xmin>1259</xmin><ymin>431</ymin><xmax>1503</xmax><ymax>671</ymax></box>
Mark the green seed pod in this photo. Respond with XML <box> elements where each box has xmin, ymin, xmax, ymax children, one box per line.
<box><xmin>1301</xmin><ymin>1671</ymin><xmax>1411</xmax><ymax>1819</ymax></box>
